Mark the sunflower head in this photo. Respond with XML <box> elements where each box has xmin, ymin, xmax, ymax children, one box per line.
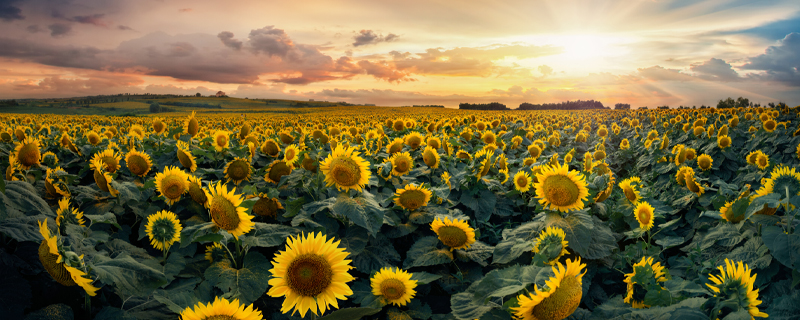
<box><xmin>180</xmin><ymin>296</ymin><xmax>263</xmax><ymax>320</ymax></box>
<box><xmin>155</xmin><ymin>166</ymin><xmax>190</xmax><ymax>205</ymax></box>
<box><xmin>705</xmin><ymin>259</ymin><xmax>768</xmax><ymax>320</ymax></box>
<box><xmin>261</xmin><ymin>139</ymin><xmax>281</xmax><ymax>157</ymax></box>
<box><xmin>184</xmin><ymin>111</ymin><xmax>200</xmax><ymax>137</ymax></box>
<box><xmin>514</xmin><ymin>171</ymin><xmax>533</xmax><ymax>193</ymax></box>
<box><xmin>386</xmin><ymin>137</ymin><xmax>405</xmax><ymax>154</ymax></box>
<box><xmin>533</xmin><ymin>226</ymin><xmax>569</xmax><ymax>266</ymax></box>
<box><xmin>431</xmin><ymin>217</ymin><xmax>476</xmax><ymax>251</ymax></box>
<box><xmin>14</xmin><ymin>137</ymin><xmax>41</xmax><ymax>169</ymax></box>
<box><xmin>145</xmin><ymin>210</ymin><xmax>182</xmax><ymax>252</ymax></box>
<box><xmin>534</xmin><ymin>163</ymin><xmax>589</xmax><ymax>213</ymax></box>
<box><xmin>371</xmin><ymin>267</ymin><xmax>418</xmax><ymax>307</ymax></box>
<box><xmin>91</xmin><ymin>149</ymin><xmax>122</xmax><ymax>173</ymax></box>
<box><xmin>698</xmin><ymin>154</ymin><xmax>713</xmax><ymax>171</ymax></box>
<box><xmin>55</xmin><ymin>197</ymin><xmax>85</xmax><ymax>227</ymax></box>
<box><xmin>176</xmin><ymin>141</ymin><xmax>197</xmax><ymax>172</ymax></box>
<box><xmin>319</xmin><ymin>145</ymin><xmax>371</xmax><ymax>192</ymax></box>
<box><xmin>264</xmin><ymin>160</ymin><xmax>293</xmax><ymax>184</ymax></box>
<box><xmin>634</xmin><ymin>201</ymin><xmax>655</xmax><ymax>231</ymax></box>
<box><xmin>394</xmin><ymin>183</ymin><xmax>432</xmax><ymax>211</ymax></box>
<box><xmin>90</xmin><ymin>158</ymin><xmax>119</xmax><ymax>197</ymax></box>
<box><xmin>252</xmin><ymin>193</ymin><xmax>284</xmax><ymax>218</ymax></box>
<box><xmin>717</xmin><ymin>135</ymin><xmax>731</xmax><ymax>149</ymax></box>
<box><xmin>204</xmin><ymin>243</ymin><xmax>229</xmax><ymax>263</ymax></box>
<box><xmin>624</xmin><ymin>256</ymin><xmax>668</xmax><ymax>309</ymax></box>
<box><xmin>187</xmin><ymin>175</ymin><xmax>208</xmax><ymax>207</ymax></box>
<box><xmin>755</xmin><ymin>153</ymin><xmax>769</xmax><ymax>170</ymax></box>
<box><xmin>422</xmin><ymin>146</ymin><xmax>440</xmax><ymax>168</ymax></box>
<box><xmin>125</xmin><ymin>149</ymin><xmax>153</xmax><ymax>177</ymax></box>
<box><xmin>224</xmin><ymin>157</ymin><xmax>252</xmax><ymax>185</ymax></box>
<box><xmin>205</xmin><ymin>181</ymin><xmax>254</xmax><ymax>239</ymax></box>
<box><xmin>511</xmin><ymin>258</ymin><xmax>586</xmax><ymax>320</ymax></box>
<box><xmin>619</xmin><ymin>177</ymin><xmax>642</xmax><ymax>203</ymax></box>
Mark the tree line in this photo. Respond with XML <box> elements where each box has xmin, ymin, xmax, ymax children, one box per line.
<box><xmin>518</xmin><ymin>100</ymin><xmax>607</xmax><ymax>110</ymax></box>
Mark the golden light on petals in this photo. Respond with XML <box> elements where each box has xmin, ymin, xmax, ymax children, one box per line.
<box><xmin>534</xmin><ymin>163</ymin><xmax>589</xmax><ymax>213</ymax></box>
<box><xmin>180</xmin><ymin>296</ymin><xmax>263</xmax><ymax>320</ymax></box>
<box><xmin>371</xmin><ymin>267</ymin><xmax>418</xmax><ymax>307</ymax></box>
<box><xmin>319</xmin><ymin>145</ymin><xmax>371</xmax><ymax>192</ymax></box>
<box><xmin>431</xmin><ymin>217</ymin><xmax>476</xmax><ymax>251</ymax></box>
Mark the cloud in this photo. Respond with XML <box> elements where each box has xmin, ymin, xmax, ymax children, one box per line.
<box><xmin>71</xmin><ymin>13</ymin><xmax>108</xmax><ymax>27</ymax></box>
<box><xmin>0</xmin><ymin>0</ymin><xmax>24</xmax><ymax>21</ymax></box>
<box><xmin>117</xmin><ymin>25</ymin><xmax>133</xmax><ymax>31</ymax></box>
<box><xmin>740</xmin><ymin>32</ymin><xmax>800</xmax><ymax>86</ymax></box>
<box><xmin>690</xmin><ymin>58</ymin><xmax>740</xmax><ymax>81</ymax></box>
<box><xmin>247</xmin><ymin>26</ymin><xmax>296</xmax><ymax>58</ymax></box>
<box><xmin>6</xmin><ymin>73</ymin><xmax>145</xmax><ymax>98</ymax></box>
<box><xmin>0</xmin><ymin>37</ymin><xmax>107</xmax><ymax>69</ymax></box>
<box><xmin>218</xmin><ymin>31</ymin><xmax>243</xmax><ymax>50</ymax></box>
<box><xmin>356</xmin><ymin>60</ymin><xmax>414</xmax><ymax>82</ymax></box>
<box><xmin>538</xmin><ymin>65</ymin><xmax>553</xmax><ymax>76</ymax></box>
<box><xmin>179</xmin><ymin>8</ymin><xmax>192</xmax><ymax>13</ymax></box>
<box><xmin>352</xmin><ymin>30</ymin><xmax>399</xmax><ymax>47</ymax></box>
<box><xmin>48</xmin><ymin>23</ymin><xmax>71</xmax><ymax>37</ymax></box>
<box><xmin>637</xmin><ymin>66</ymin><xmax>695</xmax><ymax>81</ymax></box>
<box><xmin>389</xmin><ymin>44</ymin><xmax>562</xmax><ymax>77</ymax></box>
<box><xmin>26</xmin><ymin>25</ymin><xmax>42</xmax><ymax>33</ymax></box>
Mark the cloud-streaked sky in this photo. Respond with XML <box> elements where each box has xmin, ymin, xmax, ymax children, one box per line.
<box><xmin>1</xmin><ymin>0</ymin><xmax>799</xmax><ymax>108</ymax></box>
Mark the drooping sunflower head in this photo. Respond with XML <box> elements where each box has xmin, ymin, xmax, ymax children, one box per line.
<box><xmin>623</xmin><ymin>256</ymin><xmax>668</xmax><ymax>309</ymax></box>
<box><xmin>514</xmin><ymin>171</ymin><xmax>533</xmax><ymax>193</ymax></box>
<box><xmin>534</xmin><ymin>163</ymin><xmax>589</xmax><ymax>213</ymax></box>
<box><xmin>746</xmin><ymin>151</ymin><xmax>762</xmax><ymax>166</ymax></box>
<box><xmin>394</xmin><ymin>183</ymin><xmax>432</xmax><ymax>211</ymax></box>
<box><xmin>40</xmin><ymin>151</ymin><xmax>59</xmax><ymax>168</ymax></box>
<box><xmin>698</xmin><ymin>154</ymin><xmax>713</xmax><ymax>171</ymax></box>
<box><xmin>90</xmin><ymin>158</ymin><xmax>119</xmax><ymax>197</ymax></box>
<box><xmin>14</xmin><ymin>137</ymin><xmax>41</xmax><ymax>169</ymax></box>
<box><xmin>252</xmin><ymin>193</ymin><xmax>284</xmax><ymax>218</ymax></box>
<box><xmin>176</xmin><ymin>141</ymin><xmax>197</xmax><ymax>172</ymax></box>
<box><xmin>634</xmin><ymin>201</ymin><xmax>655</xmax><ymax>231</ymax></box>
<box><xmin>56</xmin><ymin>197</ymin><xmax>85</xmax><ymax>227</ymax></box>
<box><xmin>422</xmin><ymin>146</ymin><xmax>440</xmax><ymax>169</ymax></box>
<box><xmin>533</xmin><ymin>226</ymin><xmax>569</xmax><ymax>265</ymax></box>
<box><xmin>685</xmin><ymin>174</ymin><xmax>706</xmax><ymax>196</ymax></box>
<box><xmin>155</xmin><ymin>166</ymin><xmax>190</xmax><ymax>205</ymax></box>
<box><xmin>179</xmin><ymin>296</ymin><xmax>263</xmax><ymax>320</ymax></box>
<box><xmin>205</xmin><ymin>181</ymin><xmax>253</xmax><ymax>239</ymax></box>
<box><xmin>511</xmin><ymin>258</ymin><xmax>586</xmax><ymax>320</ymax></box>
<box><xmin>91</xmin><ymin>149</ymin><xmax>122</xmax><ymax>173</ymax></box>
<box><xmin>45</xmin><ymin>166</ymin><xmax>71</xmax><ymax>197</ymax></box>
<box><xmin>204</xmin><ymin>243</ymin><xmax>229</xmax><ymax>263</ymax></box>
<box><xmin>371</xmin><ymin>267</ymin><xmax>418</xmax><ymax>307</ymax></box>
<box><xmin>282</xmin><ymin>144</ymin><xmax>301</xmax><ymax>166</ymax></box>
<box><xmin>183</xmin><ymin>111</ymin><xmax>200</xmax><ymax>137</ymax></box>
<box><xmin>264</xmin><ymin>160</ymin><xmax>293</xmax><ymax>184</ymax></box>
<box><xmin>619</xmin><ymin>177</ymin><xmax>643</xmax><ymax>203</ymax></box>
<box><xmin>125</xmin><ymin>148</ymin><xmax>153</xmax><ymax>177</ymax></box>
<box><xmin>145</xmin><ymin>210</ymin><xmax>182</xmax><ymax>252</ymax></box>
<box><xmin>319</xmin><ymin>145</ymin><xmax>371</xmax><ymax>192</ymax></box>
<box><xmin>706</xmin><ymin>259</ymin><xmax>768</xmax><ymax>320</ymax></box>
<box><xmin>187</xmin><ymin>175</ymin><xmax>208</xmax><ymax>207</ymax></box>
<box><xmin>37</xmin><ymin>220</ymin><xmax>99</xmax><ymax>296</ymax></box>
<box><xmin>267</xmin><ymin>232</ymin><xmax>355</xmax><ymax>318</ymax></box>
<box><xmin>261</xmin><ymin>139</ymin><xmax>281</xmax><ymax>157</ymax></box>
<box><xmin>430</xmin><ymin>217</ymin><xmax>476</xmax><ymax>251</ymax></box>
<box><xmin>224</xmin><ymin>157</ymin><xmax>252</xmax><ymax>185</ymax></box>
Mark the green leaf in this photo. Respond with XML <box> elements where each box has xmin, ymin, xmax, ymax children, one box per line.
<box><xmin>762</xmin><ymin>226</ymin><xmax>800</xmax><ymax>271</ymax></box>
<box><xmin>91</xmin><ymin>253</ymin><xmax>168</xmax><ymax>297</ymax></box>
<box><xmin>455</xmin><ymin>240</ymin><xmax>493</xmax><ymax>266</ymax></box>
<box><xmin>404</xmin><ymin>236</ymin><xmax>453</xmax><ymax>268</ymax></box>
<box><xmin>460</xmin><ymin>189</ymin><xmax>497</xmax><ymax>222</ymax></box>
<box><xmin>339</xmin><ymin>226</ymin><xmax>369</xmax><ymax>256</ymax></box>
<box><xmin>492</xmin><ymin>221</ymin><xmax>542</xmax><ymax>264</ymax></box>
<box><xmin>0</xmin><ymin>181</ymin><xmax>53</xmax><ymax>220</ymax></box>
<box><xmin>0</xmin><ymin>214</ymin><xmax>49</xmax><ymax>242</ymax></box>
<box><xmin>701</xmin><ymin>222</ymin><xmax>744</xmax><ymax>250</ymax></box>
<box><xmin>450</xmin><ymin>292</ymin><xmax>495</xmax><ymax>320</ymax></box>
<box><xmin>350</xmin><ymin>234</ymin><xmax>400</xmax><ymax>274</ymax></box>
<box><xmin>180</xmin><ymin>222</ymin><xmax>218</xmax><ymax>248</ymax></box>
<box><xmin>85</xmin><ymin>212</ymin><xmax>121</xmax><ymax>228</ymax></box>
<box><xmin>726</xmin><ymin>237</ymin><xmax>772</xmax><ymax>270</ymax></box>
<box><xmin>317</xmin><ymin>307</ymin><xmax>382</xmax><ymax>320</ymax></box>
<box><xmin>241</xmin><ymin>223</ymin><xmax>299</xmax><ymax>248</ymax></box>
<box><xmin>94</xmin><ymin>307</ymin><xmax>136</xmax><ymax>320</ymax></box>
<box><xmin>203</xmin><ymin>252</ymin><xmax>270</xmax><ymax>305</ymax></box>
<box><xmin>330</xmin><ymin>193</ymin><xmax>385</xmax><ymax>236</ymax></box>
<box><xmin>410</xmin><ymin>271</ymin><xmax>442</xmax><ymax>285</ymax></box>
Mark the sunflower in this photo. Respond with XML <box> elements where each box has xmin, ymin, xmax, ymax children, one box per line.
<box><xmin>205</xmin><ymin>243</ymin><xmax>229</xmax><ymax>263</ymax></box>
<box><xmin>533</xmin><ymin>163</ymin><xmax>589</xmax><ymax>213</ymax></box>
<box><xmin>511</xmin><ymin>258</ymin><xmax>586</xmax><ymax>320</ymax></box>
<box><xmin>319</xmin><ymin>145</ymin><xmax>371</xmax><ymax>192</ymax></box>
<box><xmin>624</xmin><ymin>256</ymin><xmax>668</xmax><ymax>309</ymax></box>
<box><xmin>126</xmin><ymin>148</ymin><xmax>153</xmax><ymax>177</ymax></box>
<box><xmin>187</xmin><ymin>175</ymin><xmax>209</xmax><ymax>207</ymax></box>
<box><xmin>755</xmin><ymin>153</ymin><xmax>769</xmax><ymax>170</ymax></box>
<box><xmin>386</xmin><ymin>137</ymin><xmax>405</xmax><ymax>154</ymax></box>
<box><xmin>90</xmin><ymin>158</ymin><xmax>119</xmax><ymax>197</ymax></box>
<box><xmin>676</xmin><ymin>166</ymin><xmax>693</xmax><ymax>186</ymax></box>
<box><xmin>264</xmin><ymin>160</ymin><xmax>293</xmax><ymax>184</ymax></box>
<box><xmin>179</xmin><ymin>111</ymin><xmax>201</xmax><ymax>138</ymax></box>
<box><xmin>619</xmin><ymin>177</ymin><xmax>642</xmax><ymax>203</ymax></box>
<box><xmin>145</xmin><ymin>210</ymin><xmax>182</xmax><ymax>252</ymax></box>
<box><xmin>371</xmin><ymin>267</ymin><xmax>418</xmax><ymax>307</ymax></box>
<box><xmin>267</xmin><ymin>232</ymin><xmax>355</xmax><ymax>318</ymax></box>
<box><xmin>763</xmin><ymin>119</ymin><xmax>777</xmax><ymax>132</ymax></box>
<box><xmin>422</xmin><ymin>146</ymin><xmax>440</xmax><ymax>168</ymax></box>
<box><xmin>14</xmin><ymin>137</ymin><xmax>41</xmax><ymax>169</ymax></box>
<box><xmin>706</xmin><ymin>259</ymin><xmax>768</xmax><ymax>319</ymax></box>
<box><xmin>55</xmin><ymin>197</ymin><xmax>85</xmax><ymax>227</ymax></box>
<box><xmin>431</xmin><ymin>217</ymin><xmax>476</xmax><ymax>251</ymax></box>
<box><xmin>37</xmin><ymin>220</ymin><xmax>99</xmax><ymax>296</ymax></box>
<box><xmin>528</xmin><ymin>145</ymin><xmax>542</xmax><ymax>159</ymax></box>
<box><xmin>620</xmin><ymin>139</ymin><xmax>630</xmax><ymax>150</ymax></box>
<box><xmin>511</xmin><ymin>171</ymin><xmax>532</xmax><ymax>193</ymax></box>
<box><xmin>129</xmin><ymin>124</ymin><xmax>145</xmax><ymax>139</ymax></box>
<box><xmin>283</xmin><ymin>144</ymin><xmax>301</xmax><ymax>167</ymax></box>
<box><xmin>176</xmin><ymin>141</ymin><xmax>197</xmax><ymax>172</ymax></box>
<box><xmin>40</xmin><ymin>151</ymin><xmax>59</xmax><ymax>167</ymax></box>
<box><xmin>533</xmin><ymin>226</ymin><xmax>569</xmax><ymax>265</ymax></box>
<box><xmin>686</xmin><ymin>174</ymin><xmax>706</xmax><ymax>196</ymax></box>
<box><xmin>634</xmin><ymin>201</ymin><xmax>655</xmax><ymax>231</ymax></box>
<box><xmin>441</xmin><ymin>172</ymin><xmax>452</xmax><ymax>189</ymax></box>
<box><xmin>261</xmin><ymin>139</ymin><xmax>281</xmax><ymax>157</ymax></box>
<box><xmin>85</xmin><ymin>130</ymin><xmax>103</xmax><ymax>146</ymax></box>
<box><xmin>45</xmin><ymin>166</ymin><xmax>70</xmax><ymax>198</ymax></box>
<box><xmin>205</xmin><ymin>181</ymin><xmax>254</xmax><ymax>239</ymax></box>
<box><xmin>252</xmin><ymin>193</ymin><xmax>284</xmax><ymax>218</ymax></box>
<box><xmin>90</xmin><ymin>149</ymin><xmax>122</xmax><ymax>173</ymax></box>
<box><xmin>180</xmin><ymin>296</ymin><xmax>263</xmax><ymax>320</ymax></box>
<box><xmin>211</xmin><ymin>130</ymin><xmax>229</xmax><ymax>152</ymax></box>
<box><xmin>224</xmin><ymin>157</ymin><xmax>252</xmax><ymax>185</ymax></box>
<box><xmin>404</xmin><ymin>131</ymin><xmax>424</xmax><ymax>149</ymax></box>
<box><xmin>155</xmin><ymin>166</ymin><xmax>190</xmax><ymax>205</ymax></box>
<box><xmin>698</xmin><ymin>154</ymin><xmax>713</xmax><ymax>171</ymax></box>
<box><xmin>394</xmin><ymin>184</ymin><xmax>432</xmax><ymax>211</ymax></box>
<box><xmin>717</xmin><ymin>135</ymin><xmax>731</xmax><ymax>149</ymax></box>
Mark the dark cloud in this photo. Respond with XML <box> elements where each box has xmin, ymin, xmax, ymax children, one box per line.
<box><xmin>26</xmin><ymin>24</ymin><xmax>42</xmax><ymax>33</ymax></box>
<box><xmin>248</xmin><ymin>26</ymin><xmax>296</xmax><ymax>58</ymax></box>
<box><xmin>0</xmin><ymin>37</ymin><xmax>106</xmax><ymax>69</ymax></box>
<box><xmin>218</xmin><ymin>31</ymin><xmax>243</xmax><ymax>50</ymax></box>
<box><xmin>741</xmin><ymin>32</ymin><xmax>800</xmax><ymax>86</ymax></box>
<box><xmin>352</xmin><ymin>30</ymin><xmax>399</xmax><ymax>47</ymax></box>
<box><xmin>48</xmin><ymin>23</ymin><xmax>71</xmax><ymax>37</ymax></box>
<box><xmin>117</xmin><ymin>25</ymin><xmax>133</xmax><ymax>31</ymax></box>
<box><xmin>0</xmin><ymin>0</ymin><xmax>23</xmax><ymax>21</ymax></box>
<box><xmin>72</xmin><ymin>13</ymin><xmax>107</xmax><ymax>27</ymax></box>
<box><xmin>690</xmin><ymin>58</ymin><xmax>740</xmax><ymax>81</ymax></box>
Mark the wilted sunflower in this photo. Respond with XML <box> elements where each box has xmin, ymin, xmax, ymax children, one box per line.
<box><xmin>126</xmin><ymin>148</ymin><xmax>153</xmax><ymax>177</ymax></box>
<box><xmin>252</xmin><ymin>193</ymin><xmax>283</xmax><ymax>218</ymax></box>
<box><xmin>511</xmin><ymin>258</ymin><xmax>586</xmax><ymax>320</ymax></box>
<box><xmin>533</xmin><ymin>226</ymin><xmax>569</xmax><ymax>265</ymax></box>
<box><xmin>514</xmin><ymin>171</ymin><xmax>533</xmax><ymax>193</ymax></box>
<box><xmin>319</xmin><ymin>145</ymin><xmax>371</xmax><ymax>192</ymax></box>
<box><xmin>205</xmin><ymin>181</ymin><xmax>254</xmax><ymax>239</ymax></box>
<box><xmin>45</xmin><ymin>166</ymin><xmax>70</xmax><ymax>198</ymax></box>
<box><xmin>145</xmin><ymin>210</ymin><xmax>182</xmax><ymax>252</ymax></box>
<box><xmin>422</xmin><ymin>146</ymin><xmax>440</xmax><ymax>168</ymax></box>
<box><xmin>697</xmin><ymin>154</ymin><xmax>713</xmax><ymax>171</ymax></box>
<box><xmin>40</xmin><ymin>151</ymin><xmax>59</xmax><ymax>168</ymax></box>
<box><xmin>624</xmin><ymin>256</ymin><xmax>668</xmax><ymax>309</ymax></box>
<box><xmin>90</xmin><ymin>158</ymin><xmax>119</xmax><ymax>197</ymax></box>
<box><xmin>533</xmin><ymin>163</ymin><xmax>589</xmax><ymax>213</ymax></box>
<box><xmin>14</xmin><ymin>137</ymin><xmax>41</xmax><ymax>169</ymax></box>
<box><xmin>180</xmin><ymin>296</ymin><xmax>263</xmax><ymax>320</ymax></box>
<box><xmin>267</xmin><ymin>232</ymin><xmax>355</xmax><ymax>318</ymax></box>
<box><xmin>635</xmin><ymin>201</ymin><xmax>655</xmax><ymax>231</ymax></box>
<box><xmin>619</xmin><ymin>177</ymin><xmax>643</xmax><ymax>203</ymax></box>
<box><xmin>264</xmin><ymin>160</ymin><xmax>293</xmax><ymax>184</ymax></box>
<box><xmin>371</xmin><ymin>267</ymin><xmax>418</xmax><ymax>307</ymax></box>
<box><xmin>204</xmin><ymin>243</ymin><xmax>228</xmax><ymax>263</ymax></box>
<box><xmin>155</xmin><ymin>166</ymin><xmax>190</xmax><ymax>205</ymax></box>
<box><xmin>90</xmin><ymin>148</ymin><xmax>122</xmax><ymax>173</ymax></box>
<box><xmin>394</xmin><ymin>183</ymin><xmax>432</xmax><ymax>211</ymax></box>
<box><xmin>55</xmin><ymin>197</ymin><xmax>85</xmax><ymax>227</ymax></box>
<box><xmin>37</xmin><ymin>220</ymin><xmax>99</xmax><ymax>296</ymax></box>
<box><xmin>706</xmin><ymin>259</ymin><xmax>768</xmax><ymax>319</ymax></box>
<box><xmin>183</xmin><ymin>111</ymin><xmax>200</xmax><ymax>138</ymax></box>
<box><xmin>282</xmin><ymin>144</ymin><xmax>301</xmax><ymax>167</ymax></box>
<box><xmin>224</xmin><ymin>157</ymin><xmax>252</xmax><ymax>185</ymax></box>
<box><xmin>431</xmin><ymin>217</ymin><xmax>476</xmax><ymax>251</ymax></box>
<box><xmin>261</xmin><ymin>139</ymin><xmax>281</xmax><ymax>157</ymax></box>
<box><xmin>176</xmin><ymin>141</ymin><xmax>197</xmax><ymax>172</ymax></box>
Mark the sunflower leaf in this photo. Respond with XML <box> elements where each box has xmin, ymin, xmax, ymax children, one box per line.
<box><xmin>762</xmin><ymin>225</ymin><xmax>800</xmax><ymax>271</ymax></box>
<box><xmin>316</xmin><ymin>307</ymin><xmax>382</xmax><ymax>320</ymax></box>
<box><xmin>242</xmin><ymin>223</ymin><xmax>299</xmax><ymax>248</ymax></box>
<box><xmin>330</xmin><ymin>193</ymin><xmax>384</xmax><ymax>237</ymax></box>
<box><xmin>91</xmin><ymin>253</ymin><xmax>168</xmax><ymax>297</ymax></box>
<box><xmin>404</xmin><ymin>236</ymin><xmax>453</xmax><ymax>268</ymax></box>
<box><xmin>203</xmin><ymin>251</ymin><xmax>270</xmax><ymax>305</ymax></box>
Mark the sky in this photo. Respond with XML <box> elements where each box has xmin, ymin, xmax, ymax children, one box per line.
<box><xmin>1</xmin><ymin>0</ymin><xmax>799</xmax><ymax>108</ymax></box>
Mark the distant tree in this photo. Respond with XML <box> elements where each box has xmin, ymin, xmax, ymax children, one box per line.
<box><xmin>196</xmin><ymin>93</ymin><xmax>202</xmax><ymax>97</ymax></box>
<box><xmin>735</xmin><ymin>97</ymin><xmax>750</xmax><ymax>109</ymax></box>
<box><xmin>658</xmin><ymin>106</ymin><xmax>670</xmax><ymax>109</ymax></box>
<box><xmin>717</xmin><ymin>97</ymin><xmax>735</xmax><ymax>109</ymax></box>
<box><xmin>460</xmin><ymin>102</ymin><xmax>508</xmax><ymax>110</ymax></box>
<box><xmin>638</xmin><ymin>106</ymin><xmax>648</xmax><ymax>110</ymax></box>
<box><xmin>614</xmin><ymin>103</ymin><xmax>631</xmax><ymax>110</ymax></box>
<box><xmin>518</xmin><ymin>100</ymin><xmax>604</xmax><ymax>110</ymax></box>
<box><xmin>149</xmin><ymin>102</ymin><xmax>161</xmax><ymax>113</ymax></box>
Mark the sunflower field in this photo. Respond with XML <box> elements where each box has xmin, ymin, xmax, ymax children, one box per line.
<box><xmin>1</xmin><ymin>106</ymin><xmax>799</xmax><ymax>320</ymax></box>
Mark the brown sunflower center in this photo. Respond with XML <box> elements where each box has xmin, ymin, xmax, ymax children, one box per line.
<box><xmin>531</xmin><ymin>275</ymin><xmax>582</xmax><ymax>320</ymax></box>
<box><xmin>302</xmin><ymin>156</ymin><xmax>317</xmax><ymax>173</ymax></box>
<box><xmin>516</xmin><ymin>175</ymin><xmax>529</xmax><ymax>188</ymax></box>
<box><xmin>263</xmin><ymin>141</ymin><xmax>279</xmax><ymax>156</ymax></box>
<box><xmin>542</xmin><ymin>175</ymin><xmax>580</xmax><ymax>207</ymax></box>
<box><xmin>210</xmin><ymin>195</ymin><xmax>240</xmax><ymax>231</ymax></box>
<box><xmin>380</xmin><ymin>278</ymin><xmax>407</xmax><ymax>300</ymax></box>
<box><xmin>216</xmin><ymin>135</ymin><xmax>228</xmax><ymax>147</ymax></box>
<box><xmin>285</xmin><ymin>149</ymin><xmax>296</xmax><ymax>161</ymax></box>
<box><xmin>88</xmin><ymin>134</ymin><xmax>101</xmax><ymax>145</ymax></box>
<box><xmin>329</xmin><ymin>157</ymin><xmax>361</xmax><ymax>187</ymax></box>
<box><xmin>280</xmin><ymin>133</ymin><xmax>294</xmax><ymax>144</ymax></box>
<box><xmin>757</xmin><ymin>156</ymin><xmax>767</xmax><ymax>167</ymax></box>
<box><xmin>227</xmin><ymin>160</ymin><xmax>250</xmax><ymax>181</ymax></box>
<box><xmin>286</xmin><ymin>253</ymin><xmax>333</xmax><ymax>297</ymax></box>
<box><xmin>253</xmin><ymin>198</ymin><xmax>278</xmax><ymax>218</ymax></box>
<box><xmin>128</xmin><ymin>155</ymin><xmax>149</xmax><ymax>176</ymax></box>
<box><xmin>205</xmin><ymin>316</ymin><xmax>237</xmax><ymax>320</ymax></box>
<box><xmin>637</xmin><ymin>208</ymin><xmax>652</xmax><ymax>225</ymax></box>
<box><xmin>161</xmin><ymin>175</ymin><xmax>186</xmax><ymax>199</ymax></box>
<box><xmin>765</xmin><ymin>121</ymin><xmax>776</xmax><ymax>131</ymax></box>
<box><xmin>267</xmin><ymin>161</ymin><xmax>291</xmax><ymax>183</ymax></box>
<box><xmin>101</xmin><ymin>156</ymin><xmax>119</xmax><ymax>173</ymax></box>
<box><xmin>438</xmin><ymin>226</ymin><xmax>468</xmax><ymax>248</ymax></box>
<box><xmin>406</xmin><ymin>136</ymin><xmax>421</xmax><ymax>149</ymax></box>
<box><xmin>399</xmin><ymin>190</ymin><xmax>426</xmax><ymax>210</ymax></box>
<box><xmin>38</xmin><ymin>241</ymin><xmax>76</xmax><ymax>286</ymax></box>
<box><xmin>18</xmin><ymin>143</ymin><xmax>40</xmax><ymax>167</ymax></box>
<box><xmin>623</xmin><ymin>186</ymin><xmax>637</xmax><ymax>202</ymax></box>
<box><xmin>394</xmin><ymin>158</ymin><xmax>410</xmax><ymax>173</ymax></box>
<box><xmin>699</xmin><ymin>157</ymin><xmax>711</xmax><ymax>170</ymax></box>
<box><xmin>154</xmin><ymin>121</ymin><xmax>165</xmax><ymax>133</ymax></box>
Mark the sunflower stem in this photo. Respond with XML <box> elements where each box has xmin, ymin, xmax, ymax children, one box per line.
<box><xmin>222</xmin><ymin>241</ymin><xmax>238</xmax><ymax>269</ymax></box>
